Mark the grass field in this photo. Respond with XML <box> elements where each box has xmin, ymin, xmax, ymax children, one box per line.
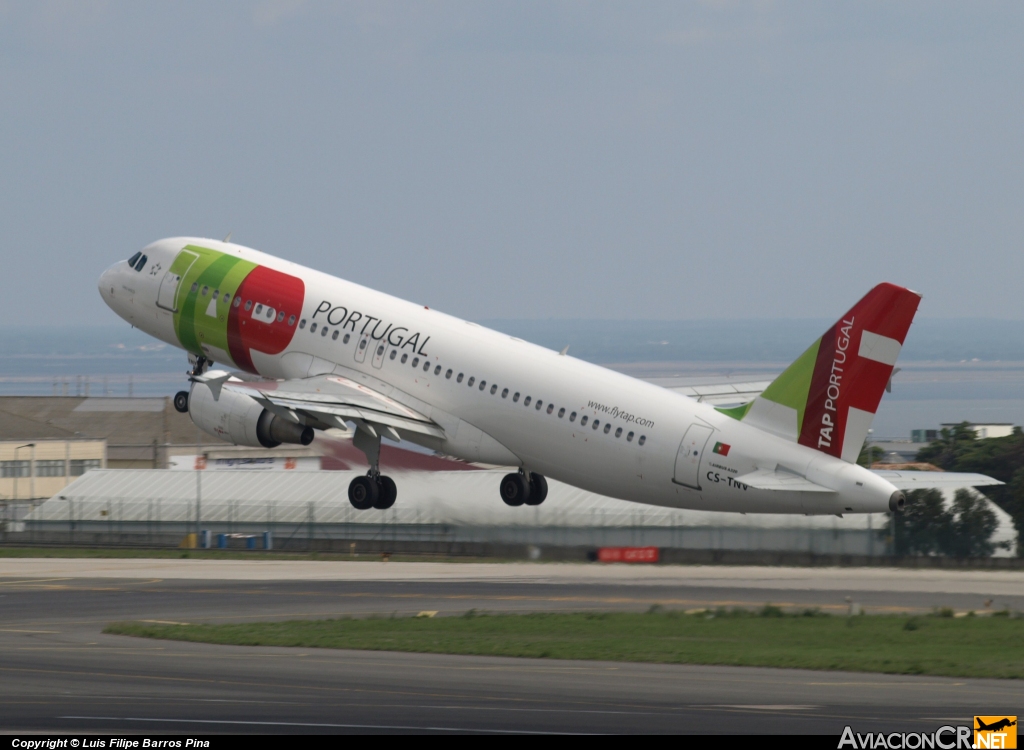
<box><xmin>105</xmin><ymin>607</ymin><xmax>1024</xmax><ymax>679</ymax></box>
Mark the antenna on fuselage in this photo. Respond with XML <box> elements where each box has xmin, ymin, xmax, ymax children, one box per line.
<box><xmin>559</xmin><ymin>345</ymin><xmax>569</xmax><ymax>356</ymax></box>
<box><xmin>223</xmin><ymin>232</ymin><xmax>233</xmax><ymax>243</ymax></box>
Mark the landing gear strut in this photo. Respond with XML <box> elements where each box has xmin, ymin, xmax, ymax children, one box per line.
<box><xmin>348</xmin><ymin>425</ymin><xmax>398</xmax><ymax>510</ymax></box>
<box><xmin>500</xmin><ymin>471</ymin><xmax>547</xmax><ymax>507</ymax></box>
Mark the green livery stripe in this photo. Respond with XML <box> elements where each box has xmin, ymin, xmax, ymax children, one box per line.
<box><xmin>716</xmin><ymin>337</ymin><xmax>821</xmax><ymax>433</ymax></box>
<box><xmin>173</xmin><ymin>245</ymin><xmax>257</xmax><ymax>359</ymax></box>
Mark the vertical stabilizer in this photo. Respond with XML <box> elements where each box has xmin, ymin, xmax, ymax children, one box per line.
<box><xmin>718</xmin><ymin>283</ymin><xmax>921</xmax><ymax>462</ymax></box>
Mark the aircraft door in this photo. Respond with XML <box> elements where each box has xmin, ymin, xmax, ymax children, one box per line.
<box><xmin>371</xmin><ymin>342</ymin><xmax>387</xmax><ymax>369</ymax></box>
<box><xmin>354</xmin><ymin>332</ymin><xmax>371</xmax><ymax>363</ymax></box>
<box><xmin>673</xmin><ymin>423</ymin><xmax>714</xmax><ymax>490</ymax></box>
<box><xmin>156</xmin><ymin>249</ymin><xmax>198</xmax><ymax>312</ymax></box>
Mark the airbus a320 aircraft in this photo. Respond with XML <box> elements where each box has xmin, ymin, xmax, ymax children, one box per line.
<box><xmin>99</xmin><ymin>238</ymin><xmax>999</xmax><ymax>513</ymax></box>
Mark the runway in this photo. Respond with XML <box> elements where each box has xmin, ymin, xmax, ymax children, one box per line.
<box><xmin>1</xmin><ymin>561</ymin><xmax>1020</xmax><ymax>733</ymax></box>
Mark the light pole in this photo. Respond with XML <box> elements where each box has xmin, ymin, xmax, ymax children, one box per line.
<box><xmin>13</xmin><ymin>443</ymin><xmax>34</xmax><ymax>502</ymax></box>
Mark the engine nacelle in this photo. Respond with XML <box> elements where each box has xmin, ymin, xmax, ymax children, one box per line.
<box><xmin>188</xmin><ymin>381</ymin><xmax>314</xmax><ymax>448</ymax></box>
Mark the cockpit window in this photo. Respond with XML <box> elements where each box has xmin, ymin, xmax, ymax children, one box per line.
<box><xmin>135</xmin><ymin>255</ymin><xmax>147</xmax><ymax>272</ymax></box>
<box><xmin>127</xmin><ymin>252</ymin><xmax>142</xmax><ymax>268</ymax></box>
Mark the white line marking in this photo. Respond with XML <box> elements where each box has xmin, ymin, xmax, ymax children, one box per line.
<box><xmin>60</xmin><ymin>716</ymin><xmax>590</xmax><ymax>734</ymax></box>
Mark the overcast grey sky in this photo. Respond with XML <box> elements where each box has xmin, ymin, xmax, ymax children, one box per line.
<box><xmin>2</xmin><ymin>1</ymin><xmax>1023</xmax><ymax>326</ymax></box>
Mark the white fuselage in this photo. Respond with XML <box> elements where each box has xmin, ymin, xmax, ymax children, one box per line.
<box><xmin>99</xmin><ymin>237</ymin><xmax>900</xmax><ymax>515</ymax></box>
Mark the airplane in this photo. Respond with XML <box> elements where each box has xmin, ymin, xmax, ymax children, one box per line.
<box><xmin>976</xmin><ymin>718</ymin><xmax>1016</xmax><ymax>733</ymax></box>
<box><xmin>98</xmin><ymin>238</ymin><xmax>1001</xmax><ymax>513</ymax></box>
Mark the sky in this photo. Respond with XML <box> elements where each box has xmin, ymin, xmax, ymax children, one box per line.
<box><xmin>2</xmin><ymin>1</ymin><xmax>1023</xmax><ymax>326</ymax></box>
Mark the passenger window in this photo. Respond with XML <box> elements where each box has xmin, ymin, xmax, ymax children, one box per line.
<box><xmin>359</xmin><ymin>338</ymin><xmax>367</xmax><ymax>350</ymax></box>
<box><xmin>223</xmin><ymin>293</ymin><xmax>231</xmax><ymax>304</ymax></box>
<box><xmin>277</xmin><ymin>311</ymin><xmax>285</xmax><ymax>323</ymax></box>
<box><xmin>570</xmin><ymin>412</ymin><xmax>577</xmax><ymax>422</ymax></box>
<box><xmin>615</xmin><ymin>427</ymin><xmax>622</xmax><ymax>438</ymax></box>
<box><xmin>401</xmin><ymin>353</ymin><xmax>408</xmax><ymax>363</ymax></box>
<box><xmin>435</xmin><ymin>365</ymin><xmax>442</xmax><ymax>375</ymax></box>
<box><xmin>603</xmin><ymin>423</ymin><xmax>611</xmax><ymax>434</ymax></box>
<box><xmin>212</xmin><ymin>290</ymin><xmax>219</xmax><ymax>300</ymax></box>
<box><xmin>390</xmin><ymin>350</ymin><xmax>397</xmax><ymax>360</ymax></box>
<box><xmin>424</xmin><ymin>361</ymin><xmax>430</xmax><ymax>372</ymax></box>
<box><xmin>446</xmin><ymin>369</ymin><xmax>453</xmax><ymax>379</ymax></box>
<box><xmin>191</xmin><ymin>283</ymin><xmax>199</xmax><ymax>293</ymax></box>
<box><xmin>558</xmin><ymin>408</ymin><xmax>565</xmax><ymax>418</ymax></box>
<box><xmin>255</xmin><ymin>304</ymin><xmax>263</xmax><ymax>315</ymax></box>
<box><xmin>332</xmin><ymin>330</ymin><xmax>340</xmax><ymax>340</ymax></box>
<box><xmin>343</xmin><ymin>334</ymin><xmax>350</xmax><ymax>344</ymax></box>
<box><xmin>201</xmin><ymin>286</ymin><xmax>209</xmax><ymax>296</ymax></box>
<box><xmin>546</xmin><ymin>404</ymin><xmax>554</xmax><ymax>414</ymax></box>
<box><xmin>479</xmin><ymin>380</ymin><xmax>486</xmax><ymax>391</ymax></box>
<box><xmin>592</xmin><ymin>420</ymin><xmax>600</xmax><ymax>430</ymax></box>
<box><xmin>501</xmin><ymin>388</ymin><xmax>508</xmax><ymax>398</ymax></box>
<box><xmin>128</xmin><ymin>252</ymin><xmax>142</xmax><ymax>267</ymax></box>
<box><xmin>467</xmin><ymin>377</ymin><xmax>475</xmax><ymax>387</ymax></box>
<box><xmin>535</xmin><ymin>400</ymin><xmax>543</xmax><ymax>410</ymax></box>
<box><xmin>299</xmin><ymin>318</ymin><xmax>306</xmax><ymax>329</ymax></box>
<box><xmin>524</xmin><ymin>396</ymin><xmax>531</xmax><ymax>406</ymax></box>
<box><xmin>321</xmin><ymin>327</ymin><xmax>329</xmax><ymax>337</ymax></box>
<box><xmin>288</xmin><ymin>315</ymin><xmax>296</xmax><ymax>325</ymax></box>
<box><xmin>513</xmin><ymin>392</ymin><xmax>520</xmax><ymax>402</ymax></box>
<box><xmin>490</xmin><ymin>384</ymin><xmax>497</xmax><ymax>395</ymax></box>
<box><xmin>234</xmin><ymin>297</ymin><xmax>242</xmax><ymax>308</ymax></box>
<box><xmin>245</xmin><ymin>300</ymin><xmax>253</xmax><ymax>311</ymax></box>
<box><xmin>377</xmin><ymin>345</ymin><xmax>385</xmax><ymax>355</ymax></box>
<box><xmin>457</xmin><ymin>373</ymin><xmax>464</xmax><ymax>383</ymax></box>
<box><xmin>627</xmin><ymin>431</ymin><xmax>634</xmax><ymax>442</ymax></box>
<box><xmin>412</xmin><ymin>357</ymin><xmax>420</xmax><ymax>368</ymax></box>
<box><xmin>639</xmin><ymin>435</ymin><xmax>647</xmax><ymax>446</ymax></box>
<box><xmin>135</xmin><ymin>255</ymin><xmax>147</xmax><ymax>272</ymax></box>
<box><xmin>310</xmin><ymin>322</ymin><xmax>317</xmax><ymax>333</ymax></box>
<box><xmin>580</xmin><ymin>416</ymin><xmax>588</xmax><ymax>426</ymax></box>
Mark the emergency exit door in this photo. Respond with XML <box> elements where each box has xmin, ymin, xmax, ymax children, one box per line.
<box><xmin>673</xmin><ymin>423</ymin><xmax>714</xmax><ymax>490</ymax></box>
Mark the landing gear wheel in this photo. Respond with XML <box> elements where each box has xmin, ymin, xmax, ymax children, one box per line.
<box><xmin>173</xmin><ymin>391</ymin><xmax>189</xmax><ymax>414</ymax></box>
<box><xmin>349</xmin><ymin>475</ymin><xmax>379</xmax><ymax>510</ymax></box>
<box><xmin>525</xmin><ymin>473</ymin><xmax>548</xmax><ymax>506</ymax></box>
<box><xmin>500</xmin><ymin>472</ymin><xmax>531</xmax><ymax>507</ymax></box>
<box><xmin>374</xmin><ymin>475</ymin><xmax>397</xmax><ymax>510</ymax></box>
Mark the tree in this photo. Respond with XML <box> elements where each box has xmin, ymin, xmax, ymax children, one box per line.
<box><xmin>946</xmin><ymin>489</ymin><xmax>999</xmax><ymax>558</ymax></box>
<box><xmin>857</xmin><ymin>441</ymin><xmax>884</xmax><ymax>467</ymax></box>
<box><xmin>893</xmin><ymin>489</ymin><xmax>951</xmax><ymax>556</ymax></box>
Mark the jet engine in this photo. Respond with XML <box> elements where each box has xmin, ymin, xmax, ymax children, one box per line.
<box><xmin>188</xmin><ymin>381</ymin><xmax>314</xmax><ymax>448</ymax></box>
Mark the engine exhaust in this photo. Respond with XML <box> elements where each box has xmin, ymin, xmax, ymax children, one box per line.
<box><xmin>888</xmin><ymin>490</ymin><xmax>906</xmax><ymax>513</ymax></box>
<box><xmin>257</xmin><ymin>411</ymin><xmax>314</xmax><ymax>447</ymax></box>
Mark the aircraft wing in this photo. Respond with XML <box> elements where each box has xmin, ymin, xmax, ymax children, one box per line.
<box><xmin>221</xmin><ymin>373</ymin><xmax>445</xmax><ymax>439</ymax></box>
<box><xmin>664</xmin><ymin>381</ymin><xmax>772</xmax><ymax>406</ymax></box>
<box><xmin>870</xmin><ymin>470</ymin><xmax>1004</xmax><ymax>490</ymax></box>
<box><xmin>734</xmin><ymin>468</ymin><xmax>835</xmax><ymax>493</ymax></box>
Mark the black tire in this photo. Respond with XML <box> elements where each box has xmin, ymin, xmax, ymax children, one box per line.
<box><xmin>349</xmin><ymin>475</ymin><xmax>378</xmax><ymax>510</ymax></box>
<box><xmin>173</xmin><ymin>391</ymin><xmax>189</xmax><ymax>414</ymax></box>
<box><xmin>525</xmin><ymin>473</ymin><xmax>548</xmax><ymax>506</ymax></box>
<box><xmin>374</xmin><ymin>475</ymin><xmax>397</xmax><ymax>510</ymax></box>
<box><xmin>500</xmin><ymin>472</ymin><xmax>530</xmax><ymax>507</ymax></box>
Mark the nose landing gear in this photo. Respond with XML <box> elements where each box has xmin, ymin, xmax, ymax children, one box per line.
<box><xmin>500</xmin><ymin>471</ymin><xmax>548</xmax><ymax>507</ymax></box>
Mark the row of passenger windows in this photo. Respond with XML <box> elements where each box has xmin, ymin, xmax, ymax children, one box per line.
<box><xmin>298</xmin><ymin>318</ymin><xmax>648</xmax><ymax>446</ymax></box>
<box><xmin>189</xmin><ymin>283</ymin><xmax>297</xmax><ymax>326</ymax></box>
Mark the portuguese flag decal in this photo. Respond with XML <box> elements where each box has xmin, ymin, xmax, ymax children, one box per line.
<box><xmin>712</xmin><ymin>442</ymin><xmax>731</xmax><ymax>456</ymax></box>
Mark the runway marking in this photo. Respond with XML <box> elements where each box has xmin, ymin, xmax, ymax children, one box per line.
<box><xmin>139</xmin><ymin>620</ymin><xmax>191</xmax><ymax>625</ymax></box>
<box><xmin>705</xmin><ymin>704</ymin><xmax>817</xmax><ymax>710</ymax></box>
<box><xmin>59</xmin><ymin>715</ymin><xmax>589</xmax><ymax>734</ymax></box>
<box><xmin>0</xmin><ymin>578</ymin><xmax>72</xmax><ymax>586</ymax></box>
<box><xmin>0</xmin><ymin>629</ymin><xmax>59</xmax><ymax>633</ymax></box>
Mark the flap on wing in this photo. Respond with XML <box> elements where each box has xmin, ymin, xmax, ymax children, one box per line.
<box><xmin>871</xmin><ymin>470</ymin><xmax>1004</xmax><ymax>490</ymax></box>
<box><xmin>734</xmin><ymin>468</ymin><xmax>835</xmax><ymax>493</ymax></box>
<box><xmin>224</xmin><ymin>375</ymin><xmax>445</xmax><ymax>439</ymax></box>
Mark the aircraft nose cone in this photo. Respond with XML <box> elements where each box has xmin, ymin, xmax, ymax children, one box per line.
<box><xmin>98</xmin><ymin>264</ymin><xmax>119</xmax><ymax>304</ymax></box>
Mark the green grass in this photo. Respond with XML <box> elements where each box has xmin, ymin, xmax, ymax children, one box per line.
<box><xmin>104</xmin><ymin>608</ymin><xmax>1024</xmax><ymax>679</ymax></box>
<box><xmin>0</xmin><ymin>546</ymin><xmax>506</xmax><ymax>563</ymax></box>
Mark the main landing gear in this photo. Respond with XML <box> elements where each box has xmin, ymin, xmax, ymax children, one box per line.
<box><xmin>500</xmin><ymin>471</ymin><xmax>547</xmax><ymax>507</ymax></box>
<box><xmin>348</xmin><ymin>425</ymin><xmax>397</xmax><ymax>510</ymax></box>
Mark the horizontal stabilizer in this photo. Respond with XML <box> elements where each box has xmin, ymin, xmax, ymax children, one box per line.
<box><xmin>734</xmin><ymin>468</ymin><xmax>835</xmax><ymax>493</ymax></box>
<box><xmin>666</xmin><ymin>381</ymin><xmax>772</xmax><ymax>406</ymax></box>
<box><xmin>870</xmin><ymin>470</ymin><xmax>1004</xmax><ymax>490</ymax></box>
